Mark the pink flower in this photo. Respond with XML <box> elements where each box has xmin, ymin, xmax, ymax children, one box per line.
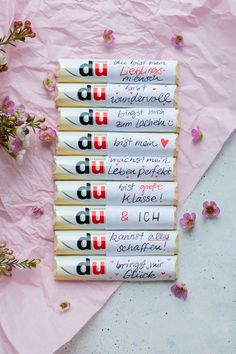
<box><xmin>171</xmin><ymin>283</ymin><xmax>188</xmax><ymax>300</ymax></box>
<box><xmin>31</xmin><ymin>205</ymin><xmax>44</xmax><ymax>218</ymax></box>
<box><xmin>43</xmin><ymin>73</ymin><xmax>56</xmax><ymax>92</ymax></box>
<box><xmin>202</xmin><ymin>201</ymin><xmax>220</xmax><ymax>218</ymax></box>
<box><xmin>103</xmin><ymin>29</ymin><xmax>115</xmax><ymax>46</ymax></box>
<box><xmin>179</xmin><ymin>212</ymin><xmax>196</xmax><ymax>230</ymax></box>
<box><xmin>0</xmin><ymin>96</ymin><xmax>15</xmax><ymax>115</ymax></box>
<box><xmin>171</xmin><ymin>35</ymin><xmax>184</xmax><ymax>49</ymax></box>
<box><xmin>38</xmin><ymin>126</ymin><xmax>57</xmax><ymax>142</ymax></box>
<box><xmin>15</xmin><ymin>104</ymin><xmax>26</xmax><ymax>119</ymax></box>
<box><xmin>191</xmin><ymin>126</ymin><xmax>203</xmax><ymax>142</ymax></box>
<box><xmin>9</xmin><ymin>137</ymin><xmax>23</xmax><ymax>156</ymax></box>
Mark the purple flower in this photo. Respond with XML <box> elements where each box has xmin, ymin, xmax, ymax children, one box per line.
<box><xmin>179</xmin><ymin>212</ymin><xmax>196</xmax><ymax>230</ymax></box>
<box><xmin>31</xmin><ymin>205</ymin><xmax>44</xmax><ymax>218</ymax></box>
<box><xmin>171</xmin><ymin>35</ymin><xmax>184</xmax><ymax>49</ymax></box>
<box><xmin>171</xmin><ymin>283</ymin><xmax>188</xmax><ymax>300</ymax></box>
<box><xmin>103</xmin><ymin>29</ymin><xmax>115</xmax><ymax>46</ymax></box>
<box><xmin>38</xmin><ymin>126</ymin><xmax>57</xmax><ymax>142</ymax></box>
<box><xmin>9</xmin><ymin>137</ymin><xmax>23</xmax><ymax>156</ymax></box>
<box><xmin>191</xmin><ymin>126</ymin><xmax>203</xmax><ymax>142</ymax></box>
<box><xmin>43</xmin><ymin>73</ymin><xmax>57</xmax><ymax>92</ymax></box>
<box><xmin>0</xmin><ymin>96</ymin><xmax>15</xmax><ymax>115</ymax></box>
<box><xmin>202</xmin><ymin>201</ymin><xmax>220</xmax><ymax>218</ymax></box>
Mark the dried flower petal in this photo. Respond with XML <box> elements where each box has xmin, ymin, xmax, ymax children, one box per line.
<box><xmin>31</xmin><ymin>205</ymin><xmax>44</xmax><ymax>218</ymax></box>
<box><xmin>103</xmin><ymin>29</ymin><xmax>115</xmax><ymax>46</ymax></box>
<box><xmin>59</xmin><ymin>301</ymin><xmax>71</xmax><ymax>312</ymax></box>
<box><xmin>171</xmin><ymin>35</ymin><xmax>184</xmax><ymax>49</ymax></box>
<box><xmin>191</xmin><ymin>126</ymin><xmax>203</xmax><ymax>143</ymax></box>
<box><xmin>179</xmin><ymin>212</ymin><xmax>196</xmax><ymax>230</ymax></box>
<box><xmin>202</xmin><ymin>201</ymin><xmax>220</xmax><ymax>218</ymax></box>
<box><xmin>171</xmin><ymin>283</ymin><xmax>188</xmax><ymax>300</ymax></box>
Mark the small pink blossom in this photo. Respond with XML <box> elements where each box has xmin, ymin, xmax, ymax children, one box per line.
<box><xmin>38</xmin><ymin>126</ymin><xmax>57</xmax><ymax>142</ymax></box>
<box><xmin>103</xmin><ymin>29</ymin><xmax>115</xmax><ymax>46</ymax></box>
<box><xmin>179</xmin><ymin>212</ymin><xmax>196</xmax><ymax>230</ymax></box>
<box><xmin>171</xmin><ymin>283</ymin><xmax>188</xmax><ymax>300</ymax></box>
<box><xmin>9</xmin><ymin>137</ymin><xmax>23</xmax><ymax>156</ymax></box>
<box><xmin>191</xmin><ymin>126</ymin><xmax>203</xmax><ymax>142</ymax></box>
<box><xmin>202</xmin><ymin>201</ymin><xmax>220</xmax><ymax>218</ymax></box>
<box><xmin>15</xmin><ymin>104</ymin><xmax>26</xmax><ymax>119</ymax></box>
<box><xmin>171</xmin><ymin>35</ymin><xmax>184</xmax><ymax>49</ymax></box>
<box><xmin>59</xmin><ymin>301</ymin><xmax>71</xmax><ymax>312</ymax></box>
<box><xmin>43</xmin><ymin>73</ymin><xmax>56</xmax><ymax>92</ymax></box>
<box><xmin>31</xmin><ymin>205</ymin><xmax>44</xmax><ymax>218</ymax></box>
<box><xmin>0</xmin><ymin>96</ymin><xmax>15</xmax><ymax>115</ymax></box>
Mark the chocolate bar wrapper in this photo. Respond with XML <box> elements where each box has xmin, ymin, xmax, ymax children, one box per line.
<box><xmin>57</xmin><ymin>59</ymin><xmax>179</xmax><ymax>85</ymax></box>
<box><xmin>55</xmin><ymin>83</ymin><xmax>177</xmax><ymax>108</ymax></box>
<box><xmin>54</xmin><ymin>205</ymin><xmax>177</xmax><ymax>230</ymax></box>
<box><xmin>54</xmin><ymin>255</ymin><xmax>178</xmax><ymax>281</ymax></box>
<box><xmin>54</xmin><ymin>156</ymin><xmax>176</xmax><ymax>181</ymax></box>
<box><xmin>57</xmin><ymin>107</ymin><xmax>180</xmax><ymax>133</ymax></box>
<box><xmin>55</xmin><ymin>181</ymin><xmax>178</xmax><ymax>206</ymax></box>
<box><xmin>56</xmin><ymin>132</ymin><xmax>178</xmax><ymax>157</ymax></box>
<box><xmin>55</xmin><ymin>230</ymin><xmax>178</xmax><ymax>256</ymax></box>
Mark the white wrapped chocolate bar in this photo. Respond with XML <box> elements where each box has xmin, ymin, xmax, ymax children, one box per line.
<box><xmin>57</xmin><ymin>59</ymin><xmax>179</xmax><ymax>85</ymax></box>
<box><xmin>56</xmin><ymin>132</ymin><xmax>178</xmax><ymax>157</ymax></box>
<box><xmin>57</xmin><ymin>107</ymin><xmax>180</xmax><ymax>133</ymax></box>
<box><xmin>54</xmin><ymin>156</ymin><xmax>176</xmax><ymax>181</ymax></box>
<box><xmin>55</xmin><ymin>83</ymin><xmax>177</xmax><ymax>108</ymax></box>
<box><xmin>54</xmin><ymin>205</ymin><xmax>176</xmax><ymax>230</ymax></box>
<box><xmin>55</xmin><ymin>181</ymin><xmax>177</xmax><ymax>206</ymax></box>
<box><xmin>55</xmin><ymin>230</ymin><xmax>178</xmax><ymax>256</ymax></box>
<box><xmin>54</xmin><ymin>255</ymin><xmax>178</xmax><ymax>281</ymax></box>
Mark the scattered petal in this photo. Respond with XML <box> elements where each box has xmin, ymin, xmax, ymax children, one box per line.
<box><xmin>43</xmin><ymin>72</ymin><xmax>57</xmax><ymax>92</ymax></box>
<box><xmin>179</xmin><ymin>212</ymin><xmax>196</xmax><ymax>230</ymax></box>
<box><xmin>59</xmin><ymin>301</ymin><xmax>71</xmax><ymax>312</ymax></box>
<box><xmin>103</xmin><ymin>29</ymin><xmax>115</xmax><ymax>46</ymax></box>
<box><xmin>171</xmin><ymin>283</ymin><xmax>188</xmax><ymax>300</ymax></box>
<box><xmin>171</xmin><ymin>35</ymin><xmax>184</xmax><ymax>49</ymax></box>
<box><xmin>202</xmin><ymin>201</ymin><xmax>220</xmax><ymax>218</ymax></box>
<box><xmin>191</xmin><ymin>126</ymin><xmax>203</xmax><ymax>143</ymax></box>
<box><xmin>38</xmin><ymin>126</ymin><xmax>57</xmax><ymax>142</ymax></box>
<box><xmin>31</xmin><ymin>205</ymin><xmax>44</xmax><ymax>218</ymax></box>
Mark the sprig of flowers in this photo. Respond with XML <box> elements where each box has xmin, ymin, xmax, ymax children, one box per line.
<box><xmin>0</xmin><ymin>96</ymin><xmax>48</xmax><ymax>163</ymax></box>
<box><xmin>0</xmin><ymin>20</ymin><xmax>36</xmax><ymax>72</ymax></box>
<box><xmin>0</xmin><ymin>242</ymin><xmax>40</xmax><ymax>277</ymax></box>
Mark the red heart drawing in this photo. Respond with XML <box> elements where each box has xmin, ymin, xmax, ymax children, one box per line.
<box><xmin>153</xmin><ymin>87</ymin><xmax>156</xmax><ymax>90</ymax></box>
<box><xmin>116</xmin><ymin>92</ymin><xmax>119</xmax><ymax>95</ymax></box>
<box><xmin>161</xmin><ymin>272</ymin><xmax>166</xmax><ymax>275</ymax></box>
<box><xmin>161</xmin><ymin>138</ymin><xmax>169</xmax><ymax>148</ymax></box>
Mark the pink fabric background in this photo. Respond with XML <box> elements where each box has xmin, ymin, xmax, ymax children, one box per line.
<box><xmin>1</xmin><ymin>0</ymin><xmax>236</xmax><ymax>353</ymax></box>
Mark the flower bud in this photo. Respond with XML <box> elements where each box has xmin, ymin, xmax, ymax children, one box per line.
<box><xmin>38</xmin><ymin>117</ymin><xmax>46</xmax><ymax>123</ymax></box>
<box><xmin>24</xmin><ymin>20</ymin><xmax>31</xmax><ymax>28</ymax></box>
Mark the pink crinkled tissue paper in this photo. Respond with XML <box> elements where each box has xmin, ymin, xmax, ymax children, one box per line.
<box><xmin>1</xmin><ymin>0</ymin><xmax>236</xmax><ymax>353</ymax></box>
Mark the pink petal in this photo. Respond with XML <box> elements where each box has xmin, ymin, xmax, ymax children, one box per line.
<box><xmin>183</xmin><ymin>213</ymin><xmax>191</xmax><ymax>219</ymax></box>
<box><xmin>210</xmin><ymin>201</ymin><xmax>217</xmax><ymax>207</ymax></box>
<box><xmin>203</xmin><ymin>201</ymin><xmax>209</xmax><ymax>208</ymax></box>
<box><xmin>190</xmin><ymin>212</ymin><xmax>196</xmax><ymax>221</ymax></box>
<box><xmin>214</xmin><ymin>207</ymin><xmax>220</xmax><ymax>216</ymax></box>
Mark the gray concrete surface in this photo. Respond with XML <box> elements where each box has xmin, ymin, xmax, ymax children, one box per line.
<box><xmin>56</xmin><ymin>131</ymin><xmax>236</xmax><ymax>354</ymax></box>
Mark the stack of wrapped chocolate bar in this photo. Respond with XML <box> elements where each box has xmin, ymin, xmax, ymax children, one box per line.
<box><xmin>54</xmin><ymin>59</ymin><xmax>180</xmax><ymax>281</ymax></box>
